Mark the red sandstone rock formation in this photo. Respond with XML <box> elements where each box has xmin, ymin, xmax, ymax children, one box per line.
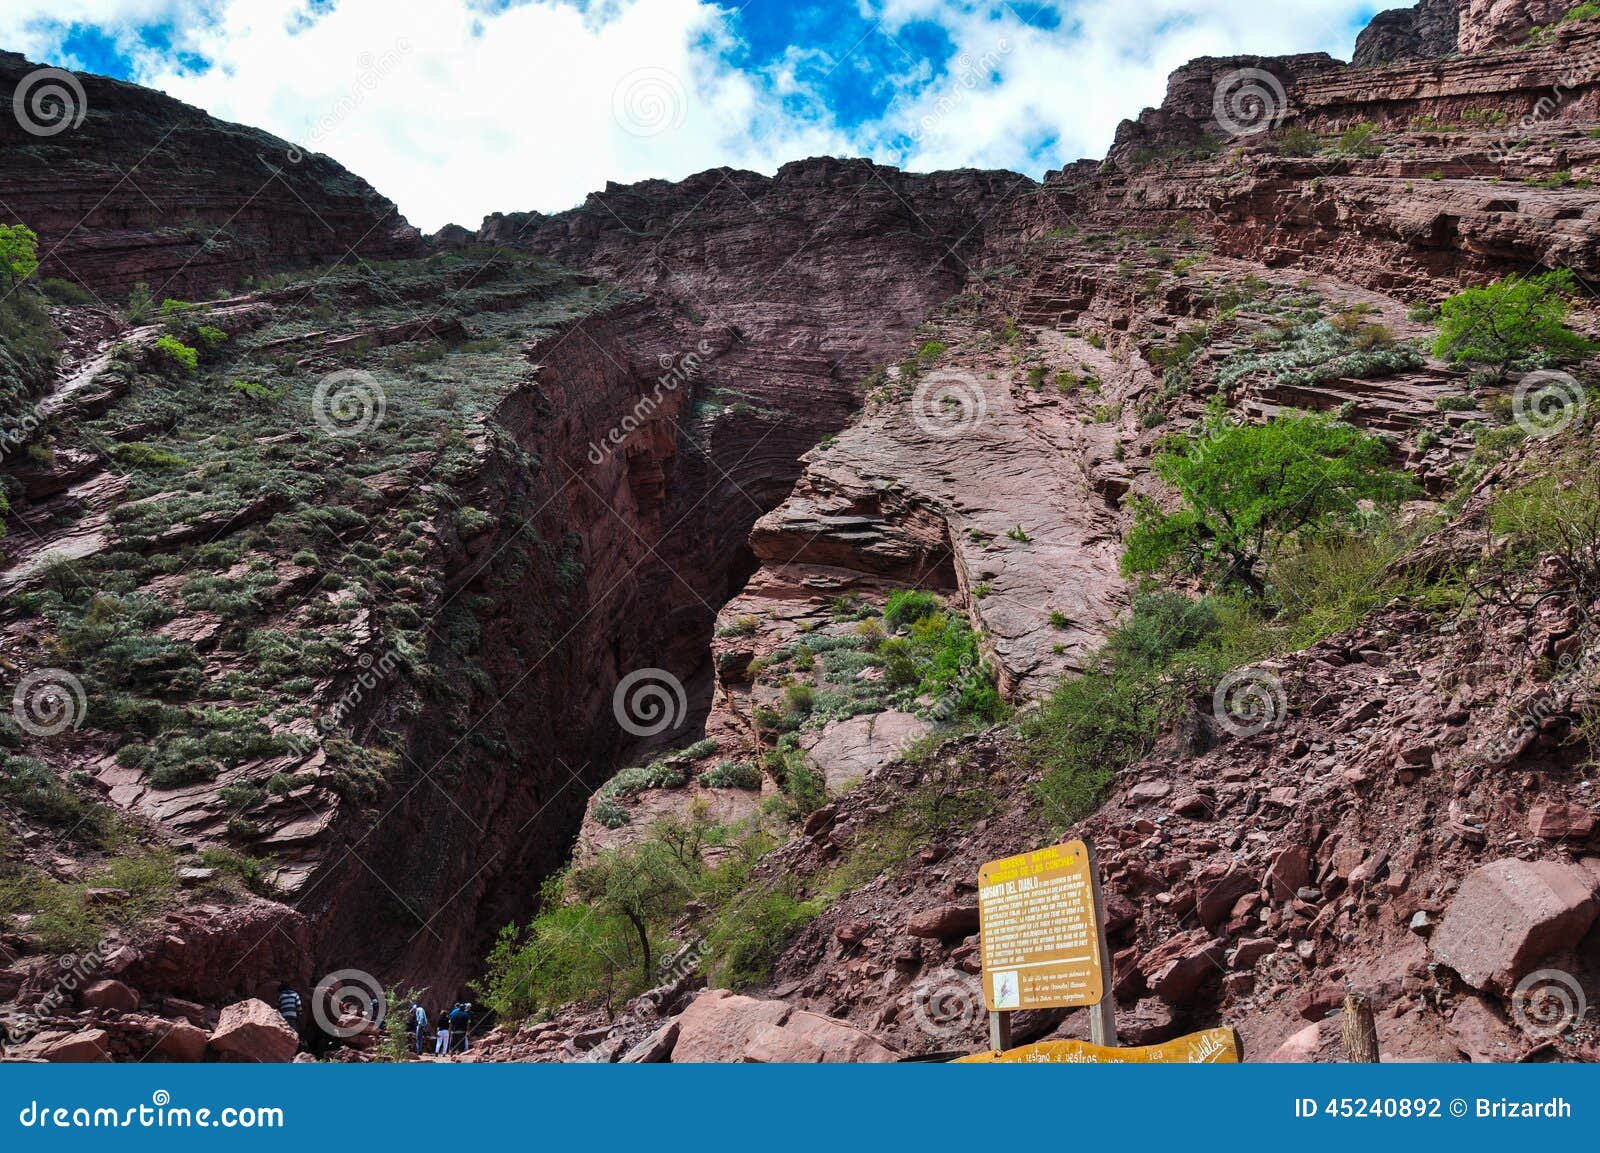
<box><xmin>6</xmin><ymin>0</ymin><xmax>1600</xmax><ymax>1065</ymax></box>
<box><xmin>0</xmin><ymin>51</ymin><xmax>421</xmax><ymax>299</ymax></box>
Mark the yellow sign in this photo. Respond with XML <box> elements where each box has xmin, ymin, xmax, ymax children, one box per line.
<box><xmin>955</xmin><ymin>1028</ymin><xmax>1242</xmax><ymax>1065</ymax></box>
<box><xmin>977</xmin><ymin>839</ymin><xmax>1104</xmax><ymax>1011</ymax></box>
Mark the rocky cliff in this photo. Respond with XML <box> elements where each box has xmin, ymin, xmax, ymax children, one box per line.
<box><xmin>0</xmin><ymin>52</ymin><xmax>420</xmax><ymax>301</ymax></box>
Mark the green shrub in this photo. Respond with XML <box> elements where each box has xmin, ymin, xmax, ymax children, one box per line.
<box><xmin>770</xmin><ymin>749</ymin><xmax>826</xmax><ymax>813</ymax></box>
<box><xmin>1215</xmin><ymin>317</ymin><xmax>1423</xmax><ymax>391</ymax></box>
<box><xmin>0</xmin><ymin>224</ymin><xmax>39</xmax><ymax>287</ymax></box>
<box><xmin>1122</xmin><ymin>406</ymin><xmax>1418</xmax><ymax>594</ymax></box>
<box><xmin>884</xmin><ymin>590</ymin><xmax>939</xmax><ymax>630</ymax></box>
<box><xmin>194</xmin><ymin>325</ymin><xmax>228</xmax><ymax>350</ymax></box>
<box><xmin>700</xmin><ymin>760</ymin><xmax>762</xmax><ymax>790</ymax></box>
<box><xmin>1262</xmin><ymin>527</ymin><xmax>1416</xmax><ymax>646</ymax></box>
<box><xmin>1275</xmin><ymin>126</ymin><xmax>1320</xmax><ymax>156</ymax></box>
<box><xmin>478</xmin><ymin>882</ymin><xmax>644</xmax><ymax>1017</ymax></box>
<box><xmin>0</xmin><ymin>756</ymin><xmax>110</xmax><ymax>842</ymax></box>
<box><xmin>158</xmin><ymin>298</ymin><xmax>195</xmax><ymax>325</ymax></box>
<box><xmin>1336</xmin><ymin>121</ymin><xmax>1382</xmax><ymax>157</ymax></box>
<box><xmin>111</xmin><ymin>441</ymin><xmax>189</xmax><ymax>470</ymax></box>
<box><xmin>37</xmin><ymin>277</ymin><xmax>92</xmax><ymax>305</ymax></box>
<box><xmin>704</xmin><ymin>886</ymin><xmax>819</xmax><ymax>990</ymax></box>
<box><xmin>125</xmin><ymin>282</ymin><xmax>154</xmax><ymax>322</ymax></box>
<box><xmin>598</xmin><ymin>760</ymin><xmax>688</xmax><ymax>800</ymax></box>
<box><xmin>593</xmin><ymin>797</ymin><xmax>630</xmax><ymax>828</ymax></box>
<box><xmin>151</xmin><ymin>334</ymin><xmax>199</xmax><ymax>375</ymax></box>
<box><xmin>1025</xmin><ymin>593</ymin><xmax>1231</xmax><ymax>826</ymax></box>
<box><xmin>1433</xmin><ymin>270</ymin><xmax>1594</xmax><ymax>382</ymax></box>
<box><xmin>1486</xmin><ymin>458</ymin><xmax>1600</xmax><ymax>588</ymax></box>
<box><xmin>783</xmin><ymin>682</ymin><xmax>815</xmax><ymax>716</ymax></box>
<box><xmin>196</xmin><ymin>848</ymin><xmax>272</xmax><ymax>894</ymax></box>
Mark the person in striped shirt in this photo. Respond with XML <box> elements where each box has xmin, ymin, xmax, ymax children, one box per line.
<box><xmin>277</xmin><ymin>983</ymin><xmax>302</xmax><ymax>1034</ymax></box>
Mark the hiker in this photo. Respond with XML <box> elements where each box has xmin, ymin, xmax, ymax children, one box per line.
<box><xmin>449</xmin><ymin>1002</ymin><xmax>470</xmax><ymax>1053</ymax></box>
<box><xmin>277</xmin><ymin>983</ymin><xmax>302</xmax><ymax>1032</ymax></box>
<box><xmin>434</xmin><ymin>1008</ymin><xmax>451</xmax><ymax>1056</ymax></box>
<box><xmin>410</xmin><ymin>1002</ymin><xmax>428</xmax><ymax>1054</ymax></box>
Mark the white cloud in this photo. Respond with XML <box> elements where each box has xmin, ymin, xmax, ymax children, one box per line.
<box><xmin>864</xmin><ymin>0</ymin><xmax>1379</xmax><ymax>173</ymax></box>
<box><xmin>3</xmin><ymin>0</ymin><xmax>1383</xmax><ymax>231</ymax></box>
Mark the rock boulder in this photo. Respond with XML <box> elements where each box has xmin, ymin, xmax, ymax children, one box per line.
<box><xmin>207</xmin><ymin>999</ymin><xmax>300</xmax><ymax>1063</ymax></box>
<box><xmin>1430</xmin><ymin>859</ymin><xmax>1599</xmax><ymax>993</ymax></box>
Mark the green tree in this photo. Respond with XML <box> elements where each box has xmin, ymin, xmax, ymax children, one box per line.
<box><xmin>1432</xmin><ymin>269</ymin><xmax>1594</xmax><ymax>382</ymax></box>
<box><xmin>477</xmin><ymin>880</ymin><xmax>642</xmax><ymax>1019</ymax></box>
<box><xmin>0</xmin><ymin>224</ymin><xmax>39</xmax><ymax>288</ymax></box>
<box><xmin>568</xmin><ymin>838</ymin><xmax>695</xmax><ymax>984</ymax></box>
<box><xmin>1121</xmin><ymin>408</ymin><xmax>1417</xmax><ymax>594</ymax></box>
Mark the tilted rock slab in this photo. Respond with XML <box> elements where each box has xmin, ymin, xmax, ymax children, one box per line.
<box><xmin>1430</xmin><ymin>858</ymin><xmax>1599</xmax><ymax>993</ymax></box>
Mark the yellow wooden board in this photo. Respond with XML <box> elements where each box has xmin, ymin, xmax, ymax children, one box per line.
<box><xmin>977</xmin><ymin>839</ymin><xmax>1103</xmax><ymax>1011</ymax></box>
<box><xmin>954</xmin><ymin>1027</ymin><xmax>1242</xmax><ymax>1065</ymax></box>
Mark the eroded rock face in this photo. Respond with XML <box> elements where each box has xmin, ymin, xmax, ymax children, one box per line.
<box><xmin>0</xmin><ymin>53</ymin><xmax>420</xmax><ymax>297</ymax></box>
<box><xmin>1354</xmin><ymin>0</ymin><xmax>1461</xmax><ymax>66</ymax></box>
<box><xmin>494</xmin><ymin>158</ymin><xmax>1033</xmax><ymax>537</ymax></box>
<box><xmin>1459</xmin><ymin>0</ymin><xmax>1580</xmax><ymax>52</ymax></box>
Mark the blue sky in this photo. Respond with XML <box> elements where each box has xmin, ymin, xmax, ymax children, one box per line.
<box><xmin>3</xmin><ymin>1</ymin><xmax>1385</xmax><ymax>230</ymax></box>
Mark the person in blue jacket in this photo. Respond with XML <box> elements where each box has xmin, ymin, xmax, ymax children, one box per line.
<box><xmin>448</xmin><ymin>1002</ymin><xmax>470</xmax><ymax>1053</ymax></box>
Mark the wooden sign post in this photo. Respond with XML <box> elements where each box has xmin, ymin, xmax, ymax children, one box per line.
<box><xmin>976</xmin><ymin>839</ymin><xmax>1117</xmax><ymax>1049</ymax></box>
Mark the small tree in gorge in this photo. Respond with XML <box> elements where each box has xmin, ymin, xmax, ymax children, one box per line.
<box><xmin>568</xmin><ymin>837</ymin><xmax>693</xmax><ymax>986</ymax></box>
<box><xmin>0</xmin><ymin>224</ymin><xmax>39</xmax><ymax>289</ymax></box>
<box><xmin>1121</xmin><ymin>407</ymin><xmax>1418</xmax><ymax>595</ymax></box>
<box><xmin>1432</xmin><ymin>269</ymin><xmax>1594</xmax><ymax>382</ymax></box>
